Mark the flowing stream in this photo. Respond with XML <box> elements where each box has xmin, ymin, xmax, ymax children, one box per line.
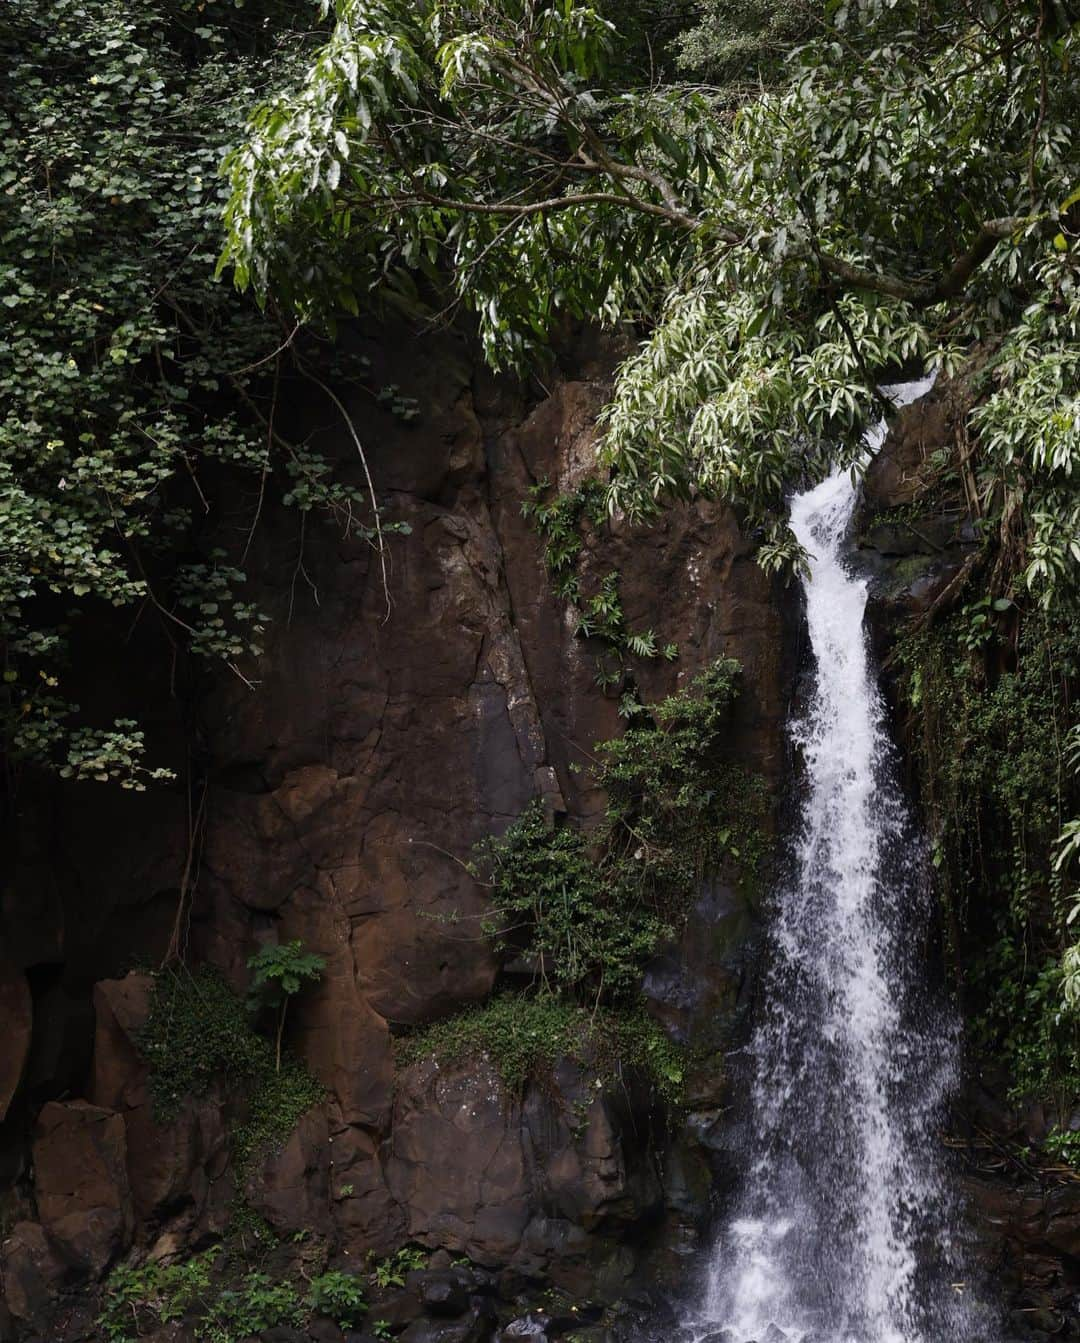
<box><xmin>691</xmin><ymin>379</ymin><xmax>990</xmax><ymax>1343</ymax></box>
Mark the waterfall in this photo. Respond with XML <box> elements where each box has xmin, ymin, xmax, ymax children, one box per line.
<box><xmin>692</xmin><ymin>379</ymin><xmax>990</xmax><ymax>1343</ymax></box>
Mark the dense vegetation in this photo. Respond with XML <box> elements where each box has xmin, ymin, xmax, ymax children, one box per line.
<box><xmin>474</xmin><ymin>659</ymin><xmax>765</xmax><ymax>1000</ymax></box>
<box><xmin>138</xmin><ymin>961</ymin><xmax>324</xmax><ymax>1178</ymax></box>
<box><xmin>4</xmin><ymin>0</ymin><xmax>1080</xmax><ymax>1164</ymax></box>
<box><xmin>215</xmin><ymin>0</ymin><xmax>1080</xmax><ymax>1144</ymax></box>
<box><xmin>0</xmin><ymin>0</ymin><xmax>406</xmax><ymax>791</ymax></box>
<box><xmin>99</xmin><ymin>1242</ymin><xmax>425</xmax><ymax>1341</ymax></box>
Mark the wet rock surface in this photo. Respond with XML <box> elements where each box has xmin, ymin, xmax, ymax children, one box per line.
<box><xmin>0</xmin><ymin>322</ymin><xmax>794</xmax><ymax>1339</ymax></box>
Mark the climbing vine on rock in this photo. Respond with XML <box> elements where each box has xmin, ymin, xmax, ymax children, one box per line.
<box><xmin>137</xmin><ymin>964</ymin><xmax>323</xmax><ymax>1178</ymax></box>
<box><xmin>473</xmin><ymin>658</ymin><xmax>767</xmax><ymax>1000</ymax></box>
<box><xmin>523</xmin><ymin>476</ymin><xmax>677</xmax><ymax>692</ymax></box>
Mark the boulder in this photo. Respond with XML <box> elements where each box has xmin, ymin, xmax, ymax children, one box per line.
<box><xmin>399</xmin><ymin>1309</ymin><xmax>495</xmax><ymax>1343</ymax></box>
<box><xmin>861</xmin><ymin>389</ymin><xmax>951</xmax><ymax>510</ymax></box>
<box><xmin>245</xmin><ymin>1107</ymin><xmax>331</xmax><ymax>1237</ymax></box>
<box><xmin>386</xmin><ymin>1058</ymin><xmax>532</xmax><ymax>1262</ymax></box>
<box><xmin>329</xmin><ymin>1119</ymin><xmax>407</xmax><ymax>1256</ymax></box>
<box><xmin>405</xmin><ymin>1267</ymin><xmax>471</xmax><ymax>1317</ymax></box>
<box><xmin>90</xmin><ymin>972</ymin><xmax>154</xmax><ymax>1112</ymax></box>
<box><xmin>32</xmin><ymin>1100</ymin><xmax>133</xmax><ymax>1273</ymax></box>
<box><xmin>91</xmin><ymin>974</ymin><xmax>233</xmax><ymax>1233</ymax></box>
<box><xmin>0</xmin><ymin>1221</ymin><xmax>68</xmax><ymax>1331</ymax></box>
<box><xmin>0</xmin><ymin>958</ymin><xmax>31</xmax><ymax>1121</ymax></box>
<box><xmin>497</xmin><ymin>1316</ymin><xmax>549</xmax><ymax>1339</ymax></box>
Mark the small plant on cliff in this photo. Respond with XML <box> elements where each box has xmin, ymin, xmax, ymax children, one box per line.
<box><xmin>246</xmin><ymin>941</ymin><xmax>326</xmax><ymax>1072</ymax></box>
<box><xmin>474</xmin><ymin>658</ymin><xmax>767</xmax><ymax>1001</ymax></box>
<box><xmin>99</xmin><ymin>1249</ymin><xmax>220</xmax><ymax>1341</ymax></box>
<box><xmin>306</xmin><ymin>1270</ymin><xmax>368</xmax><ymax>1327</ymax></box>
<box><xmin>522</xmin><ymin>479</ymin><xmax>677</xmax><ymax>689</ymax></box>
<box><xmin>369</xmin><ymin>1246</ymin><xmax>428</xmax><ymax>1289</ymax></box>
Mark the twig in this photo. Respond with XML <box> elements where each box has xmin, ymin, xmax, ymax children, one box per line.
<box><xmin>293</xmin><ymin>360</ymin><xmax>392</xmax><ymax>622</ymax></box>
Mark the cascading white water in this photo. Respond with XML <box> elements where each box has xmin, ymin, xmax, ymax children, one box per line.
<box><xmin>693</xmin><ymin>379</ymin><xmax>992</xmax><ymax>1343</ymax></box>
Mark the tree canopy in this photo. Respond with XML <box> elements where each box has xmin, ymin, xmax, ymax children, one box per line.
<box><xmin>0</xmin><ymin>0</ymin><xmax>399</xmax><ymax>788</ymax></box>
<box><xmin>221</xmin><ymin>0</ymin><xmax>1079</xmax><ymax>582</ymax></box>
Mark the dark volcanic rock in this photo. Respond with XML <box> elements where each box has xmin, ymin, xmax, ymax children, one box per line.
<box><xmin>407</xmin><ymin>1268</ymin><xmax>471</xmax><ymax>1316</ymax></box>
<box><xmin>0</xmin><ymin>958</ymin><xmax>31</xmax><ymax>1122</ymax></box>
<box><xmin>399</xmin><ymin>1309</ymin><xmax>495</xmax><ymax>1343</ymax></box>
<box><xmin>32</xmin><ymin>1100</ymin><xmax>132</xmax><ymax>1273</ymax></box>
<box><xmin>1</xmin><ymin>321</ymin><xmax>799</xmax><ymax>1325</ymax></box>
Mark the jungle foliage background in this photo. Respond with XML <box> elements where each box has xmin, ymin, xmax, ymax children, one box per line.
<box><xmin>3</xmin><ymin>0</ymin><xmax>1080</xmax><ymax>1150</ymax></box>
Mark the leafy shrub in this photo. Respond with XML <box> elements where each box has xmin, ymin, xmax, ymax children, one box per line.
<box><xmin>369</xmin><ymin>1246</ymin><xmax>429</xmax><ymax>1289</ymax></box>
<box><xmin>475</xmin><ymin>659</ymin><xmax>767</xmax><ymax>1000</ymax></box>
<box><xmin>100</xmin><ymin>1257</ymin><xmax>377</xmax><ymax>1341</ymax></box>
<box><xmin>396</xmin><ymin>993</ymin><xmax>686</xmax><ymax>1104</ymax></box>
<box><xmin>99</xmin><ymin>1250</ymin><xmax>219</xmax><ymax>1342</ymax></box>
<box><xmin>201</xmin><ymin>1273</ymin><xmax>303</xmax><ymax>1342</ymax></box>
<box><xmin>306</xmin><ymin>1270</ymin><xmax>368</xmax><ymax>1326</ymax></box>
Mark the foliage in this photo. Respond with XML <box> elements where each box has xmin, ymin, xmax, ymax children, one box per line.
<box><xmin>139</xmin><ymin>967</ymin><xmax>268</xmax><ymax>1122</ymax></box>
<box><xmin>247</xmin><ymin>941</ymin><xmax>327</xmax><ymax>1003</ymax></box>
<box><xmin>231</xmin><ymin>1061</ymin><xmax>326</xmax><ymax>1179</ymax></box>
<box><xmin>897</xmin><ymin>610</ymin><xmax>1079</xmax><ymax>942</ymax></box>
<box><xmin>222</xmin><ymin>0</ymin><xmax>1080</xmax><ymax>592</ymax></box>
<box><xmin>369</xmin><ymin>1246</ymin><xmax>429</xmax><ymax>1289</ymax></box>
<box><xmin>968</xmin><ymin>937</ymin><xmax>1080</xmax><ymax>1113</ymax></box>
<box><xmin>673</xmin><ymin>0</ymin><xmax>812</xmax><ymax>87</ymax></box>
<box><xmin>201</xmin><ymin>1274</ymin><xmax>304</xmax><ymax>1342</ymax></box>
<box><xmin>0</xmin><ymin>0</ymin><xmax>408</xmax><ymax>788</ymax></box>
<box><xmin>137</xmin><ymin>965</ymin><xmax>323</xmax><ymax>1175</ymax></box>
<box><xmin>247</xmin><ymin>940</ymin><xmax>327</xmax><ymax>1070</ymax></box>
<box><xmin>1041</xmin><ymin>1124</ymin><xmax>1080</xmax><ymax>1170</ymax></box>
<box><xmin>522</xmin><ymin>476</ymin><xmax>677</xmax><ymax>688</ymax></box>
<box><xmin>897</xmin><ymin>597</ymin><xmax>1080</xmax><ymax>1151</ymax></box>
<box><xmin>522</xmin><ymin>478</ymin><xmax>607</xmax><ymax>603</ymax></box>
<box><xmin>396</xmin><ymin>992</ymin><xmax>686</xmax><ymax>1102</ymax></box>
<box><xmin>99</xmin><ymin>1252</ymin><xmax>377</xmax><ymax>1342</ymax></box>
<box><xmin>474</xmin><ymin>658</ymin><xmax>766</xmax><ymax>999</ymax></box>
<box><xmin>99</xmin><ymin>1249</ymin><xmax>220</xmax><ymax>1342</ymax></box>
<box><xmin>306</xmin><ymin>1270</ymin><xmax>369</xmax><ymax>1327</ymax></box>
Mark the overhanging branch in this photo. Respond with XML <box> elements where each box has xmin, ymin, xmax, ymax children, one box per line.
<box><xmin>817</xmin><ymin>216</ymin><xmax>1034</xmax><ymax>305</ymax></box>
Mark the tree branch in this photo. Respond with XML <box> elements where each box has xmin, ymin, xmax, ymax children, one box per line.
<box><xmin>816</xmin><ymin>216</ymin><xmax>1033</xmax><ymax>305</ymax></box>
<box><xmin>398</xmin><ymin>186</ymin><xmax>707</xmax><ymax>232</ymax></box>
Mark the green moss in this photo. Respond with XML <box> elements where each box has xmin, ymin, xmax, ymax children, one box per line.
<box><xmin>136</xmin><ymin>966</ymin><xmax>323</xmax><ymax>1177</ymax></box>
<box><xmin>138</xmin><ymin>967</ymin><xmax>268</xmax><ymax>1122</ymax></box>
<box><xmin>396</xmin><ymin>994</ymin><xmax>687</xmax><ymax>1105</ymax></box>
<box><xmin>231</xmin><ymin>1061</ymin><xmax>325</xmax><ymax>1180</ymax></box>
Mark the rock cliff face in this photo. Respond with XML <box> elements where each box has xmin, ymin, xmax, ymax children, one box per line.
<box><xmin>0</xmin><ymin>323</ymin><xmax>796</xmax><ymax>1337</ymax></box>
<box><xmin>5</xmin><ymin>333</ymin><xmax>1073</xmax><ymax>1341</ymax></box>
